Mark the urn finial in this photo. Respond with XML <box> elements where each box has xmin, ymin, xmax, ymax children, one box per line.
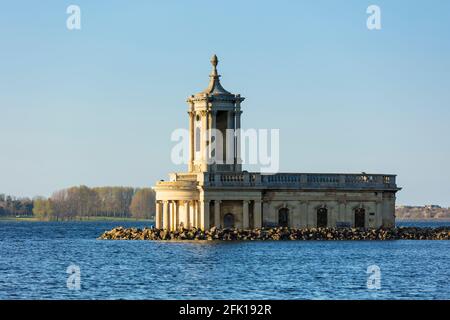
<box><xmin>211</xmin><ymin>54</ymin><xmax>218</xmax><ymax>67</ymax></box>
<box><xmin>210</xmin><ymin>54</ymin><xmax>219</xmax><ymax>77</ymax></box>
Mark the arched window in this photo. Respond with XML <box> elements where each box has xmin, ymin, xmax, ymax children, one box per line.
<box><xmin>355</xmin><ymin>208</ymin><xmax>365</xmax><ymax>228</ymax></box>
<box><xmin>223</xmin><ymin>213</ymin><xmax>235</xmax><ymax>229</ymax></box>
<box><xmin>317</xmin><ymin>207</ymin><xmax>328</xmax><ymax>228</ymax></box>
<box><xmin>278</xmin><ymin>208</ymin><xmax>289</xmax><ymax>227</ymax></box>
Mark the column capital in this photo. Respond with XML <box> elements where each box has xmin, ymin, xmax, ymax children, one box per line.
<box><xmin>199</xmin><ymin>110</ymin><xmax>209</xmax><ymax>117</ymax></box>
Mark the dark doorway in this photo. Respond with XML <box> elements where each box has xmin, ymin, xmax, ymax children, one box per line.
<box><xmin>223</xmin><ymin>213</ymin><xmax>235</xmax><ymax>229</ymax></box>
<box><xmin>317</xmin><ymin>208</ymin><xmax>328</xmax><ymax>228</ymax></box>
<box><xmin>355</xmin><ymin>208</ymin><xmax>365</xmax><ymax>228</ymax></box>
<box><xmin>278</xmin><ymin>208</ymin><xmax>289</xmax><ymax>227</ymax></box>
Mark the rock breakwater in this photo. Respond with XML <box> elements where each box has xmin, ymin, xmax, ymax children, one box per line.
<box><xmin>98</xmin><ymin>226</ymin><xmax>450</xmax><ymax>241</ymax></box>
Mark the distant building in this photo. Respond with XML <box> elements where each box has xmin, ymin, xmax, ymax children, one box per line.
<box><xmin>154</xmin><ymin>56</ymin><xmax>401</xmax><ymax>230</ymax></box>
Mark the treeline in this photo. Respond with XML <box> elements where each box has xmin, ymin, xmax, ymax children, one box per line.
<box><xmin>0</xmin><ymin>194</ymin><xmax>33</xmax><ymax>217</ymax></box>
<box><xmin>396</xmin><ymin>205</ymin><xmax>450</xmax><ymax>219</ymax></box>
<box><xmin>1</xmin><ymin>186</ymin><xmax>156</xmax><ymax>220</ymax></box>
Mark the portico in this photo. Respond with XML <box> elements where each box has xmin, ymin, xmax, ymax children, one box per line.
<box><xmin>154</xmin><ymin>198</ymin><xmax>262</xmax><ymax>230</ymax></box>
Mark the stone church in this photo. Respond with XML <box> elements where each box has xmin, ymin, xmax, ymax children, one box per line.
<box><xmin>154</xmin><ymin>55</ymin><xmax>401</xmax><ymax>230</ymax></box>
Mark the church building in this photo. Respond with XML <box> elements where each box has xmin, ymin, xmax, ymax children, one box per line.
<box><xmin>154</xmin><ymin>55</ymin><xmax>401</xmax><ymax>230</ymax></box>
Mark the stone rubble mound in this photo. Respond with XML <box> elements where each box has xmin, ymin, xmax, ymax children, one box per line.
<box><xmin>98</xmin><ymin>226</ymin><xmax>450</xmax><ymax>241</ymax></box>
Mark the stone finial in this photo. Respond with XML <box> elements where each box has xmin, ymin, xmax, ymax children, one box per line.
<box><xmin>211</xmin><ymin>54</ymin><xmax>218</xmax><ymax>67</ymax></box>
<box><xmin>210</xmin><ymin>54</ymin><xmax>219</xmax><ymax>77</ymax></box>
<box><xmin>189</xmin><ymin>54</ymin><xmax>234</xmax><ymax>96</ymax></box>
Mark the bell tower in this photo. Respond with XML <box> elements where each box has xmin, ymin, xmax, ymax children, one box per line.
<box><xmin>187</xmin><ymin>55</ymin><xmax>245</xmax><ymax>173</ymax></box>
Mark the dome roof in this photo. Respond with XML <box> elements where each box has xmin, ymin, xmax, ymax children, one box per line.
<box><xmin>187</xmin><ymin>55</ymin><xmax>244</xmax><ymax>104</ymax></box>
<box><xmin>201</xmin><ymin>54</ymin><xmax>233</xmax><ymax>96</ymax></box>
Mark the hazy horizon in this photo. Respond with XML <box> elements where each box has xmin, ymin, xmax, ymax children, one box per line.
<box><xmin>1</xmin><ymin>1</ymin><xmax>450</xmax><ymax>206</ymax></box>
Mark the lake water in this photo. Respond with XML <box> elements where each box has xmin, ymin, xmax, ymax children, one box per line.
<box><xmin>0</xmin><ymin>220</ymin><xmax>449</xmax><ymax>300</ymax></box>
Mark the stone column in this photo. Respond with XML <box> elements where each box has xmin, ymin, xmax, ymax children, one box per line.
<box><xmin>300</xmin><ymin>201</ymin><xmax>308</xmax><ymax>228</ymax></box>
<box><xmin>253</xmin><ymin>200</ymin><xmax>262</xmax><ymax>229</ymax></box>
<box><xmin>184</xmin><ymin>201</ymin><xmax>190</xmax><ymax>228</ymax></box>
<box><xmin>200</xmin><ymin>200</ymin><xmax>210</xmax><ymax>230</ymax></box>
<box><xmin>235</xmin><ymin>108</ymin><xmax>242</xmax><ymax>169</ymax></box>
<box><xmin>304</xmin><ymin>201</ymin><xmax>311</xmax><ymax>227</ymax></box>
<box><xmin>195</xmin><ymin>201</ymin><xmax>202</xmax><ymax>229</ymax></box>
<box><xmin>375</xmin><ymin>201</ymin><xmax>382</xmax><ymax>228</ymax></box>
<box><xmin>155</xmin><ymin>201</ymin><xmax>162</xmax><ymax>229</ymax></box>
<box><xmin>201</xmin><ymin>111</ymin><xmax>208</xmax><ymax>165</ymax></box>
<box><xmin>163</xmin><ymin>201</ymin><xmax>170</xmax><ymax>230</ymax></box>
<box><xmin>226</xmin><ymin>111</ymin><xmax>235</xmax><ymax>166</ymax></box>
<box><xmin>170</xmin><ymin>201</ymin><xmax>175</xmax><ymax>231</ymax></box>
<box><xmin>209</xmin><ymin>111</ymin><xmax>217</xmax><ymax>165</ymax></box>
<box><xmin>188</xmin><ymin>110</ymin><xmax>195</xmax><ymax>172</ymax></box>
<box><xmin>174</xmin><ymin>201</ymin><xmax>179</xmax><ymax>230</ymax></box>
<box><xmin>340</xmin><ymin>201</ymin><xmax>348</xmax><ymax>226</ymax></box>
<box><xmin>338</xmin><ymin>201</ymin><xmax>344</xmax><ymax>224</ymax></box>
<box><xmin>243</xmin><ymin>200</ymin><xmax>249</xmax><ymax>229</ymax></box>
<box><xmin>214</xmin><ymin>200</ymin><xmax>221</xmax><ymax>228</ymax></box>
<box><xmin>192</xmin><ymin>201</ymin><xmax>197</xmax><ymax>228</ymax></box>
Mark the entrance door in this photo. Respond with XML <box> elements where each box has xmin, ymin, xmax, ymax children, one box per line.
<box><xmin>223</xmin><ymin>213</ymin><xmax>235</xmax><ymax>229</ymax></box>
<box><xmin>317</xmin><ymin>208</ymin><xmax>328</xmax><ymax>228</ymax></box>
<box><xmin>355</xmin><ymin>208</ymin><xmax>365</xmax><ymax>228</ymax></box>
<box><xmin>278</xmin><ymin>208</ymin><xmax>289</xmax><ymax>227</ymax></box>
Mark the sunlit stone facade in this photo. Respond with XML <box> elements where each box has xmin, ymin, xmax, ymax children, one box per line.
<box><xmin>154</xmin><ymin>56</ymin><xmax>401</xmax><ymax>230</ymax></box>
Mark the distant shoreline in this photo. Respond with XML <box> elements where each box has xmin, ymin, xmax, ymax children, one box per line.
<box><xmin>396</xmin><ymin>218</ymin><xmax>450</xmax><ymax>222</ymax></box>
<box><xmin>0</xmin><ymin>216</ymin><xmax>153</xmax><ymax>222</ymax></box>
<box><xmin>1</xmin><ymin>216</ymin><xmax>449</xmax><ymax>224</ymax></box>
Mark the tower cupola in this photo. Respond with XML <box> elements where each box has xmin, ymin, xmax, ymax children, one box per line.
<box><xmin>187</xmin><ymin>55</ymin><xmax>244</xmax><ymax>173</ymax></box>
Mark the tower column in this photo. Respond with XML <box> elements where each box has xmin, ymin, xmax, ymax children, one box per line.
<box><xmin>163</xmin><ymin>201</ymin><xmax>170</xmax><ymax>230</ymax></box>
<box><xmin>200</xmin><ymin>111</ymin><xmax>209</xmax><ymax>169</ymax></box>
<box><xmin>209</xmin><ymin>111</ymin><xmax>217</xmax><ymax>165</ymax></box>
<box><xmin>188</xmin><ymin>110</ymin><xmax>195</xmax><ymax>172</ymax></box>
<box><xmin>235</xmin><ymin>107</ymin><xmax>242</xmax><ymax>169</ymax></box>
<box><xmin>226</xmin><ymin>111</ymin><xmax>235</xmax><ymax>166</ymax></box>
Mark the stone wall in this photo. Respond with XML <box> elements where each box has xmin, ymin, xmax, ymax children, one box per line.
<box><xmin>261</xmin><ymin>190</ymin><xmax>395</xmax><ymax>228</ymax></box>
<box><xmin>154</xmin><ymin>186</ymin><xmax>397</xmax><ymax>230</ymax></box>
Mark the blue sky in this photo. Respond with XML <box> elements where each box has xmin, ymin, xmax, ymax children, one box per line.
<box><xmin>0</xmin><ymin>0</ymin><xmax>449</xmax><ymax>206</ymax></box>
